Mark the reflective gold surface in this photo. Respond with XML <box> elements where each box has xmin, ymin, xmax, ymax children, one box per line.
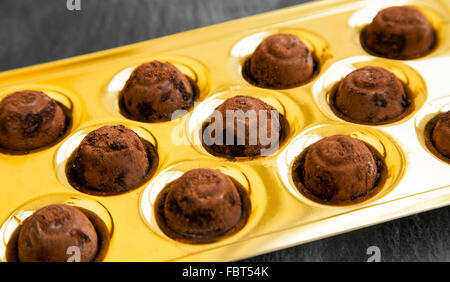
<box><xmin>0</xmin><ymin>0</ymin><xmax>449</xmax><ymax>261</ymax></box>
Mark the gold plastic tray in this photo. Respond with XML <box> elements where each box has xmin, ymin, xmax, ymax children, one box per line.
<box><xmin>0</xmin><ymin>0</ymin><xmax>449</xmax><ymax>262</ymax></box>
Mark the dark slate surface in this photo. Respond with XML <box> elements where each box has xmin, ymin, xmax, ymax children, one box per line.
<box><xmin>0</xmin><ymin>0</ymin><xmax>448</xmax><ymax>262</ymax></box>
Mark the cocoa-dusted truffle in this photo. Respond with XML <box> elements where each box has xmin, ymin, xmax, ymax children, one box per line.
<box><xmin>246</xmin><ymin>33</ymin><xmax>315</xmax><ymax>88</ymax></box>
<box><xmin>163</xmin><ymin>168</ymin><xmax>242</xmax><ymax>239</ymax></box>
<box><xmin>18</xmin><ymin>204</ymin><xmax>98</xmax><ymax>262</ymax></box>
<box><xmin>0</xmin><ymin>90</ymin><xmax>67</xmax><ymax>152</ymax></box>
<box><xmin>363</xmin><ymin>6</ymin><xmax>435</xmax><ymax>59</ymax></box>
<box><xmin>68</xmin><ymin>125</ymin><xmax>151</xmax><ymax>194</ymax></box>
<box><xmin>301</xmin><ymin>135</ymin><xmax>379</xmax><ymax>202</ymax></box>
<box><xmin>431</xmin><ymin>111</ymin><xmax>450</xmax><ymax>158</ymax></box>
<box><xmin>202</xmin><ymin>95</ymin><xmax>283</xmax><ymax>158</ymax></box>
<box><xmin>334</xmin><ymin>66</ymin><xmax>410</xmax><ymax>124</ymax></box>
<box><xmin>120</xmin><ymin>60</ymin><xmax>196</xmax><ymax>122</ymax></box>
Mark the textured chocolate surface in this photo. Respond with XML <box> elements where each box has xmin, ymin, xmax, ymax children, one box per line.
<box><xmin>247</xmin><ymin>33</ymin><xmax>315</xmax><ymax>88</ymax></box>
<box><xmin>0</xmin><ymin>90</ymin><xmax>67</xmax><ymax>152</ymax></box>
<box><xmin>334</xmin><ymin>66</ymin><xmax>410</xmax><ymax>124</ymax></box>
<box><xmin>69</xmin><ymin>125</ymin><xmax>150</xmax><ymax>194</ymax></box>
<box><xmin>302</xmin><ymin>135</ymin><xmax>379</xmax><ymax>202</ymax></box>
<box><xmin>163</xmin><ymin>168</ymin><xmax>242</xmax><ymax>238</ymax></box>
<box><xmin>120</xmin><ymin>60</ymin><xmax>195</xmax><ymax>122</ymax></box>
<box><xmin>18</xmin><ymin>204</ymin><xmax>98</xmax><ymax>262</ymax></box>
<box><xmin>203</xmin><ymin>95</ymin><xmax>282</xmax><ymax>158</ymax></box>
<box><xmin>431</xmin><ymin>111</ymin><xmax>450</xmax><ymax>158</ymax></box>
<box><xmin>363</xmin><ymin>6</ymin><xmax>435</xmax><ymax>59</ymax></box>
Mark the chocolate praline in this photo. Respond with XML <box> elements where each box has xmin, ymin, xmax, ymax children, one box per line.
<box><xmin>363</xmin><ymin>6</ymin><xmax>435</xmax><ymax>59</ymax></box>
<box><xmin>431</xmin><ymin>111</ymin><xmax>450</xmax><ymax>158</ymax></box>
<box><xmin>163</xmin><ymin>168</ymin><xmax>242</xmax><ymax>239</ymax></box>
<box><xmin>334</xmin><ymin>66</ymin><xmax>410</xmax><ymax>124</ymax></box>
<box><xmin>246</xmin><ymin>33</ymin><xmax>315</xmax><ymax>88</ymax></box>
<box><xmin>0</xmin><ymin>90</ymin><xmax>67</xmax><ymax>152</ymax></box>
<box><xmin>68</xmin><ymin>125</ymin><xmax>152</xmax><ymax>194</ymax></box>
<box><xmin>120</xmin><ymin>60</ymin><xmax>196</xmax><ymax>122</ymax></box>
<box><xmin>300</xmin><ymin>135</ymin><xmax>379</xmax><ymax>202</ymax></box>
<box><xmin>17</xmin><ymin>204</ymin><xmax>98</xmax><ymax>262</ymax></box>
<box><xmin>202</xmin><ymin>95</ymin><xmax>283</xmax><ymax>159</ymax></box>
